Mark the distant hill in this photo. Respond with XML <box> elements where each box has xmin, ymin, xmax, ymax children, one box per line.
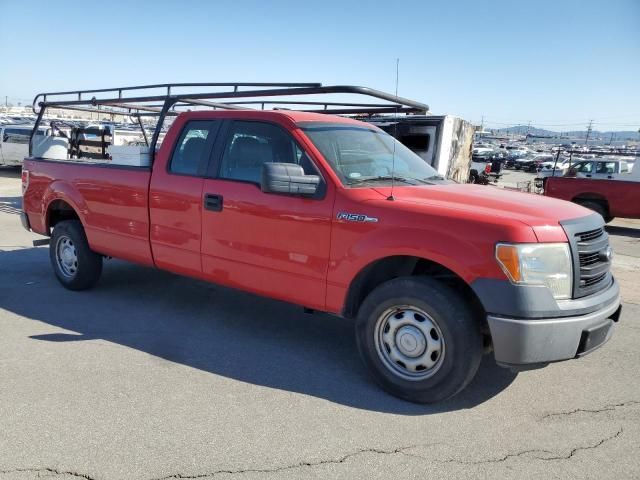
<box><xmin>490</xmin><ymin>125</ymin><xmax>639</xmax><ymax>141</ymax></box>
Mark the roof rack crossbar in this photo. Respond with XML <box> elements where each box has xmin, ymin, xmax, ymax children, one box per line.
<box><xmin>178</xmin><ymin>98</ymin><xmax>249</xmax><ymax>111</ymax></box>
<box><xmin>34</xmin><ymin>82</ymin><xmax>322</xmax><ymax>98</ymax></box>
<box><xmin>226</xmin><ymin>100</ymin><xmax>402</xmax><ymax>108</ymax></box>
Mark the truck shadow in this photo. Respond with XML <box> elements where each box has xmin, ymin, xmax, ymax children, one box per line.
<box><xmin>0</xmin><ymin>247</ymin><xmax>517</xmax><ymax>415</ymax></box>
<box><xmin>0</xmin><ymin>196</ymin><xmax>22</xmax><ymax>215</ymax></box>
<box><xmin>606</xmin><ymin>225</ymin><xmax>640</xmax><ymax>238</ymax></box>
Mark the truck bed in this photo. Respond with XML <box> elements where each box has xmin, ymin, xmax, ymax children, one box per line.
<box><xmin>23</xmin><ymin>157</ymin><xmax>154</xmax><ymax>266</ymax></box>
<box><xmin>545</xmin><ymin>176</ymin><xmax>640</xmax><ymax>219</ymax></box>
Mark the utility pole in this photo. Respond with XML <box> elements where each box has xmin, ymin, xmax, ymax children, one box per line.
<box><xmin>4</xmin><ymin>96</ymin><xmax>7</xmax><ymax>108</ymax></box>
<box><xmin>526</xmin><ymin>121</ymin><xmax>531</xmax><ymax>136</ymax></box>
<box><xmin>585</xmin><ymin>119</ymin><xmax>594</xmax><ymax>145</ymax></box>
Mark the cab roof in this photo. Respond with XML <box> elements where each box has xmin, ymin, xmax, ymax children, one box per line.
<box><xmin>177</xmin><ymin>109</ymin><xmax>373</xmax><ymax>128</ymax></box>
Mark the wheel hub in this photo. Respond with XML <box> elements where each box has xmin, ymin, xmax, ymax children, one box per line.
<box><xmin>374</xmin><ymin>306</ymin><xmax>445</xmax><ymax>381</ymax></box>
<box><xmin>396</xmin><ymin>325</ymin><xmax>426</xmax><ymax>358</ymax></box>
<box><xmin>61</xmin><ymin>246</ymin><xmax>75</xmax><ymax>265</ymax></box>
<box><xmin>56</xmin><ymin>236</ymin><xmax>78</xmax><ymax>278</ymax></box>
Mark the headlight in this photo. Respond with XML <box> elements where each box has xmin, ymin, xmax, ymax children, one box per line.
<box><xmin>495</xmin><ymin>243</ymin><xmax>573</xmax><ymax>300</ymax></box>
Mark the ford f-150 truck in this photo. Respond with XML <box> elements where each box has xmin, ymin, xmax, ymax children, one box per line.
<box><xmin>20</xmin><ymin>84</ymin><xmax>621</xmax><ymax>403</ymax></box>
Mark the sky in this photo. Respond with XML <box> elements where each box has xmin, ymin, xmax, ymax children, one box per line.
<box><xmin>1</xmin><ymin>0</ymin><xmax>639</xmax><ymax>132</ymax></box>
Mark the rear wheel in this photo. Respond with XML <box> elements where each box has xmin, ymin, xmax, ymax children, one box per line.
<box><xmin>50</xmin><ymin>220</ymin><xmax>102</xmax><ymax>290</ymax></box>
<box><xmin>355</xmin><ymin>277</ymin><xmax>483</xmax><ymax>403</ymax></box>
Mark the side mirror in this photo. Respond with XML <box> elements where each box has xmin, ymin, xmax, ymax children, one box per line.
<box><xmin>261</xmin><ymin>163</ymin><xmax>320</xmax><ymax>196</ymax></box>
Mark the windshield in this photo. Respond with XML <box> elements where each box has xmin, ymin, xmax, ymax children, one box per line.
<box><xmin>300</xmin><ymin>122</ymin><xmax>444</xmax><ymax>186</ymax></box>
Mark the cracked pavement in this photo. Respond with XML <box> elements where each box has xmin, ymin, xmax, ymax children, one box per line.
<box><xmin>1</xmin><ymin>168</ymin><xmax>639</xmax><ymax>479</ymax></box>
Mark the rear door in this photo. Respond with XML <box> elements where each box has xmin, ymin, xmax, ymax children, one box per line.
<box><xmin>200</xmin><ymin>119</ymin><xmax>334</xmax><ymax>309</ymax></box>
<box><xmin>149</xmin><ymin>119</ymin><xmax>221</xmax><ymax>277</ymax></box>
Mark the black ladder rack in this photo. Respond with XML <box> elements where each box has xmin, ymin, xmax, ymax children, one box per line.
<box><xmin>29</xmin><ymin>82</ymin><xmax>430</xmax><ymax>161</ymax></box>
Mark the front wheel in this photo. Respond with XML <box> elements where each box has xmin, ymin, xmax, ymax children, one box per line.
<box><xmin>50</xmin><ymin>220</ymin><xmax>103</xmax><ymax>290</ymax></box>
<box><xmin>355</xmin><ymin>277</ymin><xmax>483</xmax><ymax>403</ymax></box>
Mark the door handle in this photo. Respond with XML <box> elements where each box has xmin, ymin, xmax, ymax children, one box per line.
<box><xmin>607</xmin><ymin>175</ymin><xmax>613</xmax><ymax>179</ymax></box>
<box><xmin>586</xmin><ymin>174</ymin><xmax>591</xmax><ymax>178</ymax></box>
<box><xmin>204</xmin><ymin>193</ymin><xmax>223</xmax><ymax>212</ymax></box>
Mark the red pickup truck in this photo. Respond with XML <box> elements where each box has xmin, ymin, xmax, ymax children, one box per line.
<box><xmin>21</xmin><ymin>101</ymin><xmax>622</xmax><ymax>403</ymax></box>
<box><xmin>544</xmin><ymin>173</ymin><xmax>640</xmax><ymax>222</ymax></box>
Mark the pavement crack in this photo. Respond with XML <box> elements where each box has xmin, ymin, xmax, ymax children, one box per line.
<box><xmin>437</xmin><ymin>428</ymin><xmax>623</xmax><ymax>465</ymax></box>
<box><xmin>151</xmin><ymin>444</ymin><xmax>437</xmax><ymax>479</ymax></box>
<box><xmin>0</xmin><ymin>467</ymin><xmax>95</xmax><ymax>479</ymax></box>
<box><xmin>542</xmin><ymin>400</ymin><xmax>640</xmax><ymax>418</ymax></box>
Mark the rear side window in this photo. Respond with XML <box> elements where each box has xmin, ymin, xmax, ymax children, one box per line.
<box><xmin>595</xmin><ymin>161</ymin><xmax>616</xmax><ymax>174</ymax></box>
<box><xmin>169</xmin><ymin>121</ymin><xmax>219</xmax><ymax>176</ymax></box>
<box><xmin>219</xmin><ymin>121</ymin><xmax>315</xmax><ymax>184</ymax></box>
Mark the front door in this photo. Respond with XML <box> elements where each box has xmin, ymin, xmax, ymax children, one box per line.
<box><xmin>201</xmin><ymin>120</ymin><xmax>334</xmax><ymax>310</ymax></box>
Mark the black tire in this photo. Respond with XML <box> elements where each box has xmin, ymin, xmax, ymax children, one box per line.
<box><xmin>49</xmin><ymin>220</ymin><xmax>103</xmax><ymax>290</ymax></box>
<box><xmin>576</xmin><ymin>200</ymin><xmax>612</xmax><ymax>223</ymax></box>
<box><xmin>355</xmin><ymin>276</ymin><xmax>483</xmax><ymax>403</ymax></box>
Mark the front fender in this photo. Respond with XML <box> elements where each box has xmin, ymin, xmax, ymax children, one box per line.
<box><xmin>325</xmin><ymin>224</ymin><xmax>509</xmax><ymax>313</ymax></box>
<box><xmin>340</xmin><ymin>226</ymin><xmax>485</xmax><ymax>282</ymax></box>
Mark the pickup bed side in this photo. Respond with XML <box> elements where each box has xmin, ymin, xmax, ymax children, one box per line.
<box><xmin>23</xmin><ymin>159</ymin><xmax>154</xmax><ymax>266</ymax></box>
<box><xmin>545</xmin><ymin>176</ymin><xmax>640</xmax><ymax>220</ymax></box>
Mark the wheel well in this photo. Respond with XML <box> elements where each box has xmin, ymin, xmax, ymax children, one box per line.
<box><xmin>343</xmin><ymin>256</ymin><xmax>486</xmax><ymax>325</ymax></box>
<box><xmin>572</xmin><ymin>194</ymin><xmax>608</xmax><ymax>207</ymax></box>
<box><xmin>47</xmin><ymin>200</ymin><xmax>80</xmax><ymax>234</ymax></box>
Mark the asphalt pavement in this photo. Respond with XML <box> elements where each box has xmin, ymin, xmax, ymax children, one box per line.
<box><xmin>1</xmin><ymin>166</ymin><xmax>639</xmax><ymax>480</ymax></box>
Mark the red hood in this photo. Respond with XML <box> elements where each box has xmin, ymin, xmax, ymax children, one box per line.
<box><xmin>368</xmin><ymin>183</ymin><xmax>593</xmax><ymax>240</ymax></box>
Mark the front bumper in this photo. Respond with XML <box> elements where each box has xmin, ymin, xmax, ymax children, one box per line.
<box><xmin>488</xmin><ymin>295</ymin><xmax>621</xmax><ymax>367</ymax></box>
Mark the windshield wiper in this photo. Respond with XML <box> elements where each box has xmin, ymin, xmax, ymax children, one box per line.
<box><xmin>348</xmin><ymin>175</ymin><xmax>429</xmax><ymax>185</ymax></box>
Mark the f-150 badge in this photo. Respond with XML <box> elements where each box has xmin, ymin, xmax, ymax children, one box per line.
<box><xmin>336</xmin><ymin>212</ymin><xmax>378</xmax><ymax>223</ymax></box>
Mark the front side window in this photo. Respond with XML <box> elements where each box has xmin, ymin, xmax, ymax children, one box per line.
<box><xmin>300</xmin><ymin>122</ymin><xmax>443</xmax><ymax>187</ymax></box>
<box><xmin>567</xmin><ymin>161</ymin><xmax>593</xmax><ymax>175</ymax></box>
<box><xmin>169</xmin><ymin>121</ymin><xmax>217</xmax><ymax>175</ymax></box>
<box><xmin>219</xmin><ymin>121</ymin><xmax>315</xmax><ymax>184</ymax></box>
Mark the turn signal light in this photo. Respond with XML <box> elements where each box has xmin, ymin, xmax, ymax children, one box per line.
<box><xmin>495</xmin><ymin>244</ymin><xmax>521</xmax><ymax>282</ymax></box>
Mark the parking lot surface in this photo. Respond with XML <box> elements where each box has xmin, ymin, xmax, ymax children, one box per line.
<box><xmin>1</xmin><ymin>167</ymin><xmax>639</xmax><ymax>480</ymax></box>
